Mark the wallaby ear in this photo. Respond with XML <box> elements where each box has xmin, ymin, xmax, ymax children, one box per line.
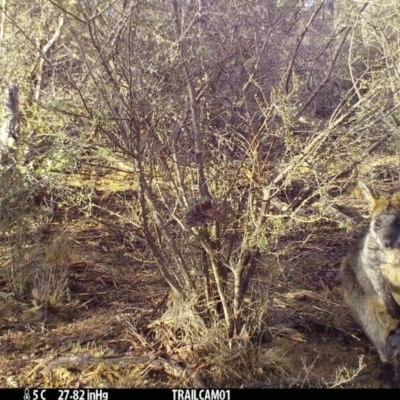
<box><xmin>358</xmin><ymin>181</ymin><xmax>378</xmax><ymax>210</ymax></box>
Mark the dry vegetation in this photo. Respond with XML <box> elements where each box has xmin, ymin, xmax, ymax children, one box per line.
<box><xmin>1</xmin><ymin>0</ymin><xmax>400</xmax><ymax>388</ymax></box>
<box><xmin>2</xmin><ymin>156</ymin><xmax>399</xmax><ymax>388</ymax></box>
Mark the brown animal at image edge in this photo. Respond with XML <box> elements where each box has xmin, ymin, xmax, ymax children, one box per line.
<box><xmin>341</xmin><ymin>182</ymin><xmax>400</xmax><ymax>387</ymax></box>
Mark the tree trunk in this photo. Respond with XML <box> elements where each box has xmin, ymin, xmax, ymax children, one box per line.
<box><xmin>0</xmin><ymin>84</ymin><xmax>18</xmax><ymax>164</ymax></box>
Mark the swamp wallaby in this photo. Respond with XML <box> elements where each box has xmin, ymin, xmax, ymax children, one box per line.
<box><xmin>341</xmin><ymin>182</ymin><xmax>400</xmax><ymax>387</ymax></box>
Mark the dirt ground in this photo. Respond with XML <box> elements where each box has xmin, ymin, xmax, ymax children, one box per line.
<box><xmin>0</xmin><ymin>159</ymin><xmax>399</xmax><ymax>388</ymax></box>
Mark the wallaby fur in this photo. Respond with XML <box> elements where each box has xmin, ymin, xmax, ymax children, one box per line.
<box><xmin>341</xmin><ymin>182</ymin><xmax>400</xmax><ymax>387</ymax></box>
<box><xmin>387</xmin><ymin>328</ymin><xmax>400</xmax><ymax>359</ymax></box>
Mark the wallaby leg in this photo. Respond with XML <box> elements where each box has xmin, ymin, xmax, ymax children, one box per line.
<box><xmin>347</xmin><ymin>296</ymin><xmax>397</xmax><ymax>386</ymax></box>
<box><xmin>342</xmin><ymin>268</ymin><xmax>398</xmax><ymax>387</ymax></box>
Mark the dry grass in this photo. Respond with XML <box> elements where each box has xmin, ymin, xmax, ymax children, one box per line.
<box><xmin>1</xmin><ymin>155</ymin><xmax>400</xmax><ymax>388</ymax></box>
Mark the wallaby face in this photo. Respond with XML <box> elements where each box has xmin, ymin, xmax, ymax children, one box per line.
<box><xmin>341</xmin><ymin>182</ymin><xmax>400</xmax><ymax>387</ymax></box>
<box><xmin>387</xmin><ymin>329</ymin><xmax>400</xmax><ymax>359</ymax></box>
<box><xmin>361</xmin><ymin>182</ymin><xmax>400</xmax><ymax>250</ymax></box>
<box><xmin>370</xmin><ymin>212</ymin><xmax>400</xmax><ymax>249</ymax></box>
